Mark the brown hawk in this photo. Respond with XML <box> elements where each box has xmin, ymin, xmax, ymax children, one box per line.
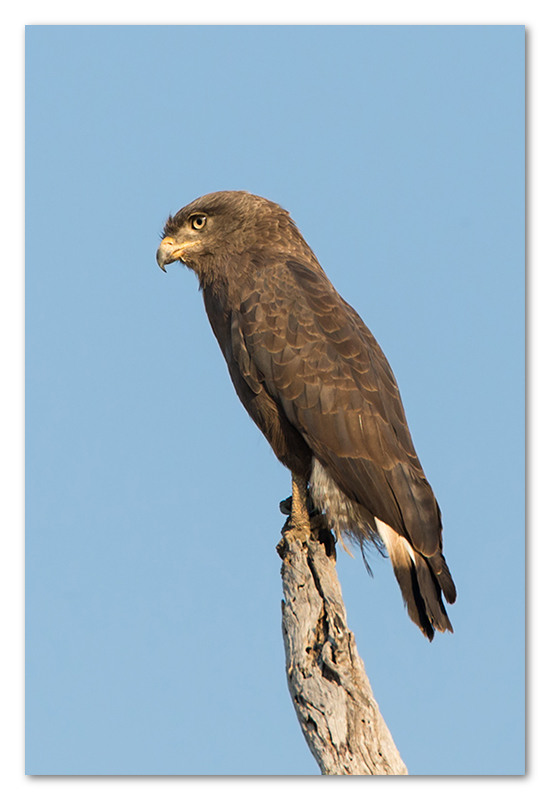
<box><xmin>157</xmin><ymin>191</ymin><xmax>456</xmax><ymax>639</ymax></box>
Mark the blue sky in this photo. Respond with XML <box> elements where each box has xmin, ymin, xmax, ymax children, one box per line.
<box><xmin>25</xmin><ymin>25</ymin><xmax>524</xmax><ymax>776</ymax></box>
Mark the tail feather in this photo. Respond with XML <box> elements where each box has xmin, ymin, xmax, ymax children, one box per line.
<box><xmin>427</xmin><ymin>551</ymin><xmax>457</xmax><ymax>605</ymax></box>
<box><xmin>375</xmin><ymin>518</ymin><xmax>456</xmax><ymax>641</ymax></box>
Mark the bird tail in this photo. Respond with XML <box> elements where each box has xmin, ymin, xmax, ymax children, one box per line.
<box><xmin>375</xmin><ymin>518</ymin><xmax>456</xmax><ymax>641</ymax></box>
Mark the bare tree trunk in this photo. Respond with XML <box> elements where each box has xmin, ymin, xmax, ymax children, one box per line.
<box><xmin>277</xmin><ymin>476</ymin><xmax>408</xmax><ymax>776</ymax></box>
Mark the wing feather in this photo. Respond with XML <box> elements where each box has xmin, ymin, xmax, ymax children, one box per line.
<box><xmin>235</xmin><ymin>258</ymin><xmax>442</xmax><ymax>559</ymax></box>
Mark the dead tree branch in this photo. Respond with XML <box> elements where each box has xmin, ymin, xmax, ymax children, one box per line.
<box><xmin>277</xmin><ymin>501</ymin><xmax>408</xmax><ymax>776</ymax></box>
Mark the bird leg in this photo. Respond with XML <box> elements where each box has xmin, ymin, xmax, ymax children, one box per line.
<box><xmin>279</xmin><ymin>479</ymin><xmax>319</xmax><ymax>521</ymax></box>
<box><xmin>277</xmin><ymin>474</ymin><xmax>336</xmax><ymax>560</ymax></box>
<box><xmin>277</xmin><ymin>474</ymin><xmax>311</xmax><ymax>556</ymax></box>
<box><xmin>291</xmin><ymin>473</ymin><xmax>310</xmax><ymax>532</ymax></box>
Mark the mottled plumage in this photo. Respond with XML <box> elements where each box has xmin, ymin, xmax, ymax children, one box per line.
<box><xmin>157</xmin><ymin>191</ymin><xmax>456</xmax><ymax>639</ymax></box>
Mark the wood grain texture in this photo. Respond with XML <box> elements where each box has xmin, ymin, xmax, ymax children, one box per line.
<box><xmin>278</xmin><ymin>512</ymin><xmax>407</xmax><ymax>776</ymax></box>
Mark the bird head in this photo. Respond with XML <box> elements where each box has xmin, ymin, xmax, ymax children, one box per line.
<box><xmin>156</xmin><ymin>190</ymin><xmax>310</xmax><ymax>285</ymax></box>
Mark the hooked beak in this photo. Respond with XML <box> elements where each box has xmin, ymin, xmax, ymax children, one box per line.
<box><xmin>156</xmin><ymin>237</ymin><xmax>189</xmax><ymax>272</ymax></box>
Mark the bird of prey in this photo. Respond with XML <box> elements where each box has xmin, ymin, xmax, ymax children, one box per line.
<box><xmin>157</xmin><ymin>191</ymin><xmax>456</xmax><ymax>640</ymax></box>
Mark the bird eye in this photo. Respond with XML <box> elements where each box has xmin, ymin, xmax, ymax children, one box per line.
<box><xmin>190</xmin><ymin>214</ymin><xmax>207</xmax><ymax>231</ymax></box>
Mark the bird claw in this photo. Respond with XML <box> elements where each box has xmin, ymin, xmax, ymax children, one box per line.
<box><xmin>278</xmin><ymin>494</ymin><xmax>336</xmax><ymax>560</ymax></box>
<box><xmin>278</xmin><ymin>493</ymin><xmax>318</xmax><ymax>517</ymax></box>
<box><xmin>279</xmin><ymin>496</ymin><xmax>292</xmax><ymax>516</ymax></box>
